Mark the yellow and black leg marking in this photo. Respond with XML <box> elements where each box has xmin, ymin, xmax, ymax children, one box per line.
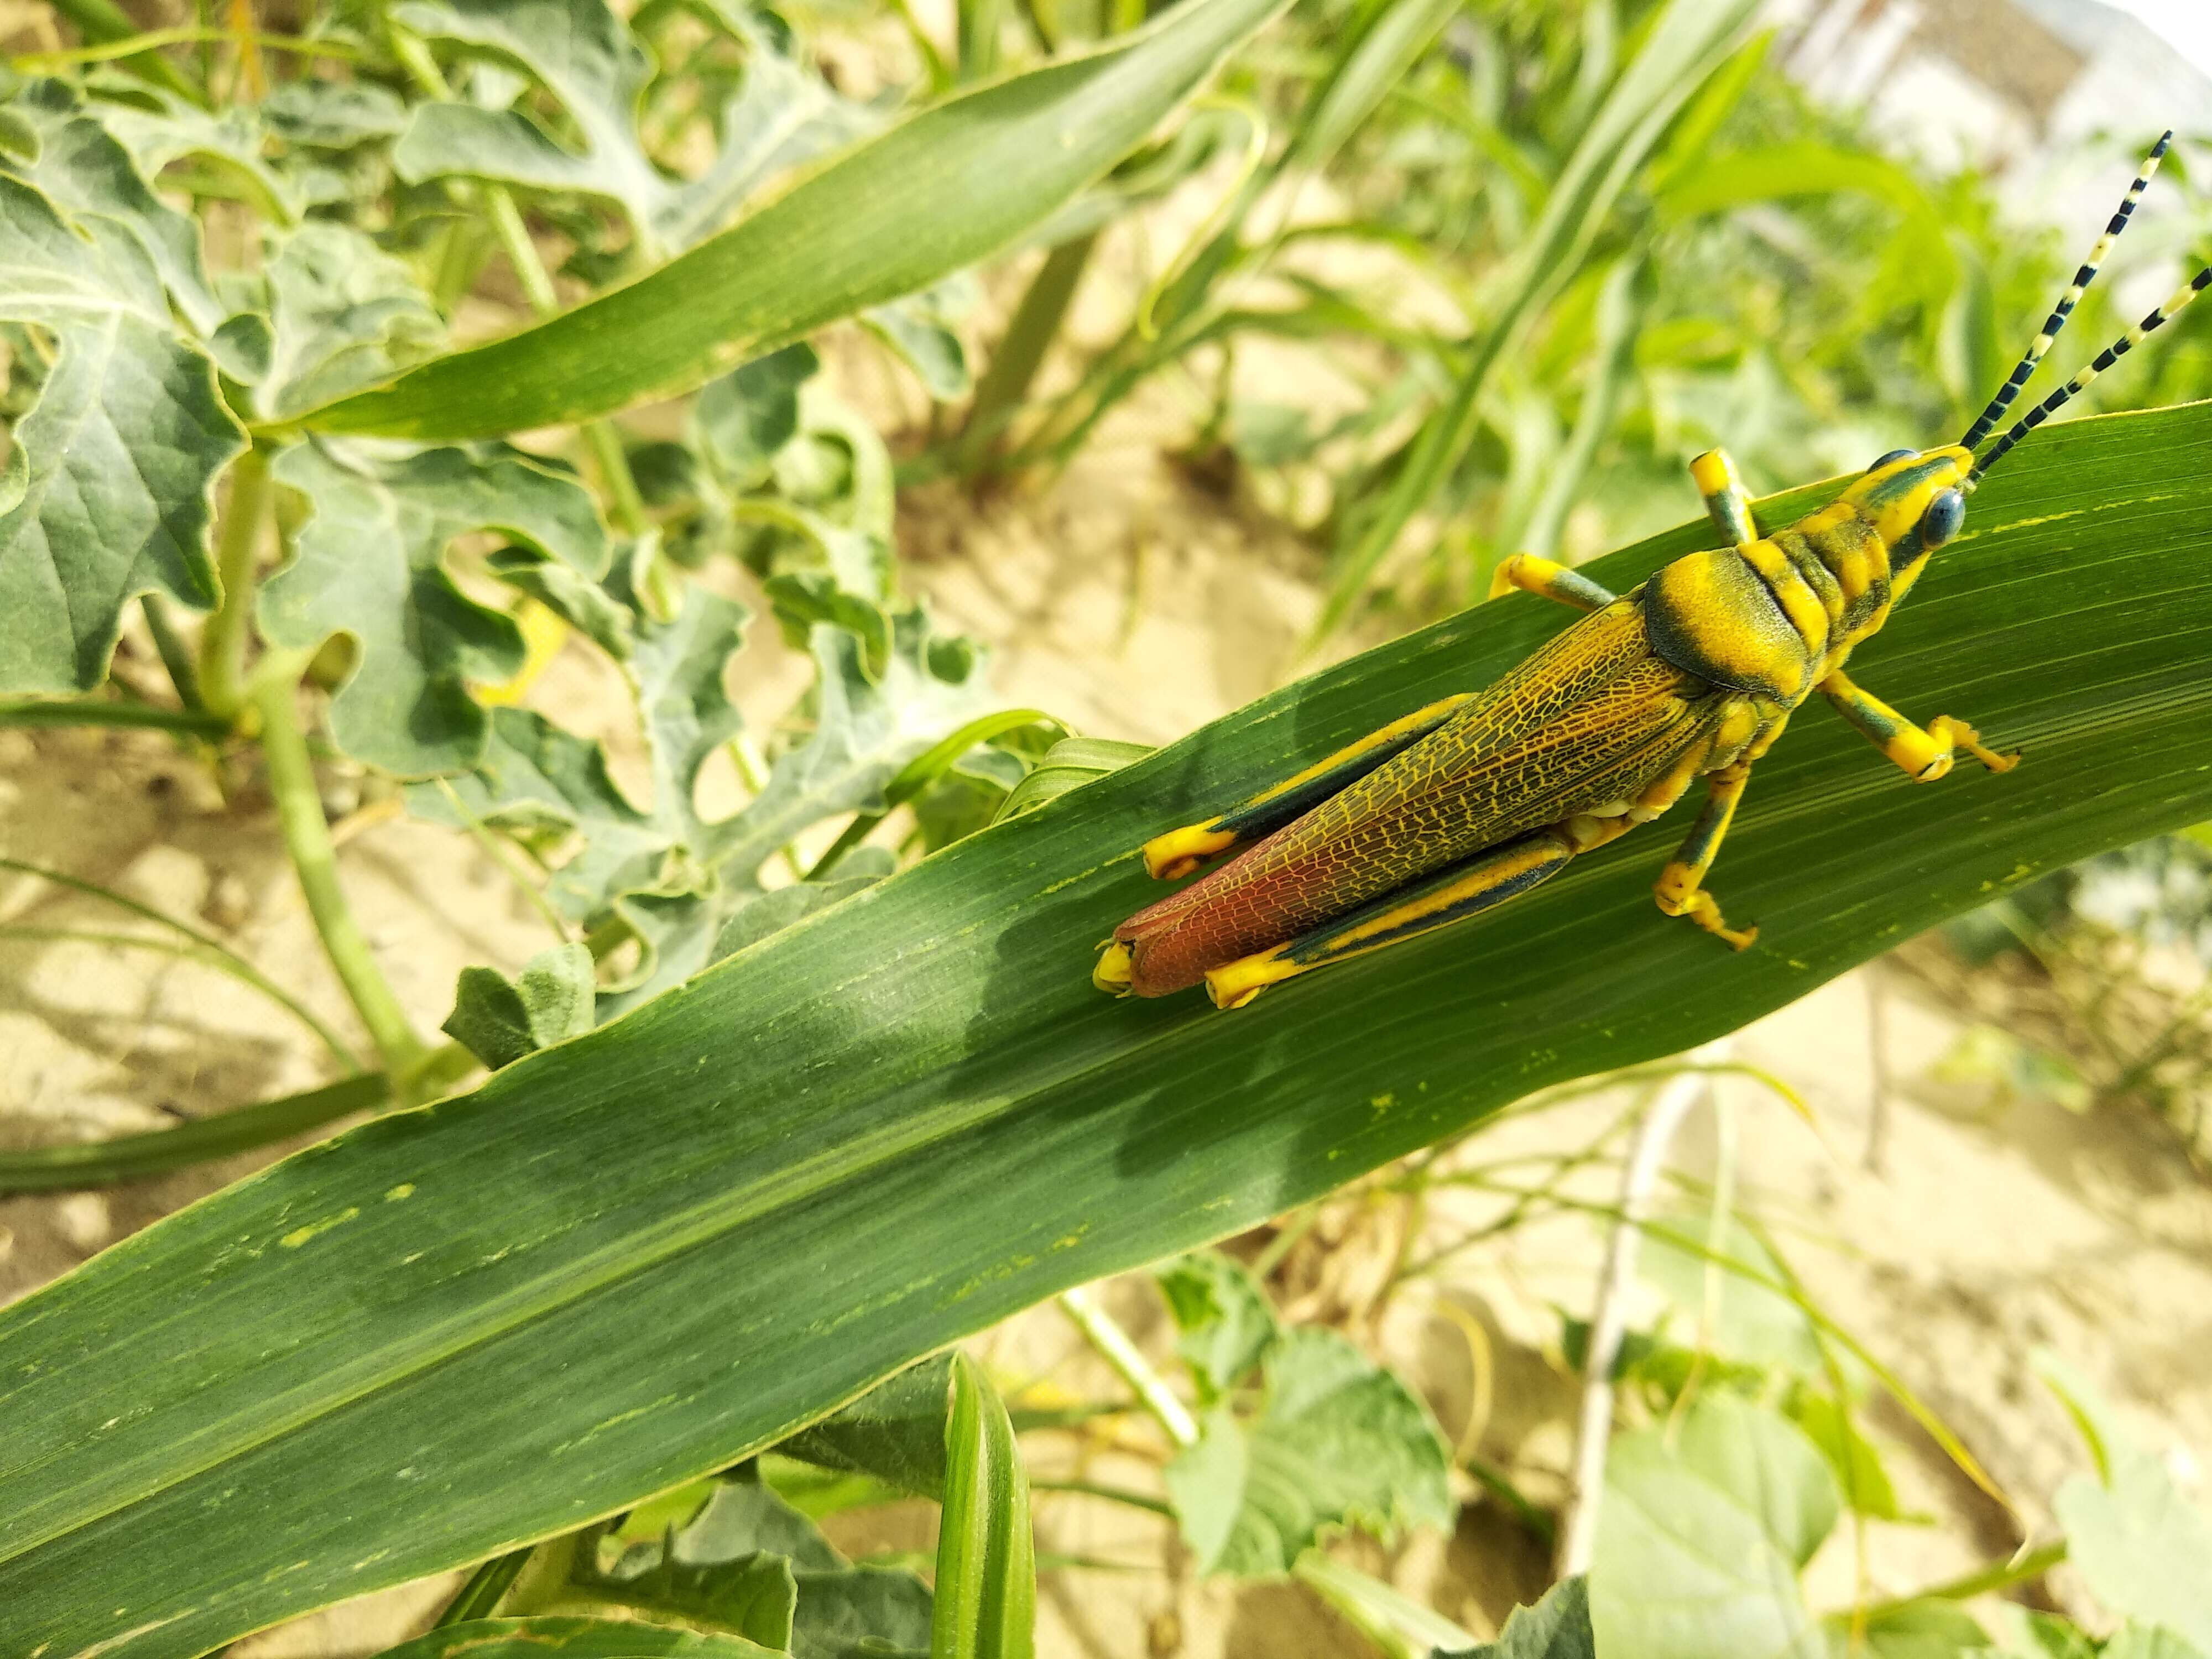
<box><xmin>1139</xmin><ymin>694</ymin><xmax>1475</xmax><ymax>879</ymax></box>
<box><xmin>1817</xmin><ymin>668</ymin><xmax>2019</xmax><ymax>783</ymax></box>
<box><xmin>1200</xmin><ymin>821</ymin><xmax>1620</xmax><ymax>1008</ymax></box>
<box><xmin>1488</xmin><ymin>554</ymin><xmax>1619</xmax><ymax>613</ymax></box>
<box><xmin>1653</xmin><ymin>763</ymin><xmax>1759</xmax><ymax>950</ymax></box>
<box><xmin>1689</xmin><ymin>448</ymin><xmax>1757</xmax><ymax>549</ymax></box>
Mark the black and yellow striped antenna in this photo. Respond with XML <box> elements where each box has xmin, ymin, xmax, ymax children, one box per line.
<box><xmin>1959</xmin><ymin>131</ymin><xmax>2172</xmax><ymax>453</ymax></box>
<box><xmin>1966</xmin><ymin>261</ymin><xmax>2212</xmax><ymax>488</ymax></box>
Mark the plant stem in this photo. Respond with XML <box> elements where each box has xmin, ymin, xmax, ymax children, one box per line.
<box><xmin>41</xmin><ymin>0</ymin><xmax>211</xmax><ymax>102</ymax></box>
<box><xmin>0</xmin><ymin>852</ymin><xmax>360</xmax><ymax>1064</ymax></box>
<box><xmin>252</xmin><ymin>676</ymin><xmax>432</xmax><ymax>1094</ymax></box>
<box><xmin>140</xmin><ymin>595</ymin><xmax>206</xmax><ymax>711</ymax></box>
<box><xmin>199</xmin><ymin>445</ymin><xmax>271</xmax><ymax>722</ymax></box>
<box><xmin>434</xmin><ymin>1546</ymin><xmax>536</xmax><ymax>1627</ymax></box>
<box><xmin>1557</xmin><ymin>1043</ymin><xmax>1726</xmax><ymax>1576</ymax></box>
<box><xmin>1027</xmin><ymin>1478</ymin><xmax>1173</xmax><ymax>1517</ymax></box>
<box><xmin>1854</xmin><ymin>1540</ymin><xmax>2067</xmax><ymax>1620</ymax></box>
<box><xmin>950</xmin><ymin>233</ymin><xmax>1099</xmax><ymax>478</ymax></box>
<box><xmin>583</xmin><ymin>420</ymin><xmax>649</xmax><ymax>536</ymax></box>
<box><xmin>1056</xmin><ymin>1285</ymin><xmax>1198</xmax><ymax>1451</ymax></box>
<box><xmin>0</xmin><ymin>697</ymin><xmax>230</xmax><ymax>738</ymax></box>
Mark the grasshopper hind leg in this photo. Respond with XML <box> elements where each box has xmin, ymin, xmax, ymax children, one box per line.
<box><xmin>1138</xmin><ymin>694</ymin><xmax>1476</xmax><ymax>879</ymax></box>
<box><xmin>1202</xmin><ymin>815</ymin><xmax>1639</xmax><ymax>1009</ymax></box>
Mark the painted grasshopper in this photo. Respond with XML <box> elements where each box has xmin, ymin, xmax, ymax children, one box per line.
<box><xmin>1097</xmin><ymin>134</ymin><xmax>2208</xmax><ymax>1010</ymax></box>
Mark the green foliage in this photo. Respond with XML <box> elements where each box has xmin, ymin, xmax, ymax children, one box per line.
<box><xmin>262</xmin><ymin>441</ymin><xmax>610</xmax><ymax>774</ymax></box>
<box><xmin>2041</xmin><ymin>1358</ymin><xmax>2212</xmax><ymax>1657</ymax></box>
<box><xmin>1440</xmin><ymin>1577</ymin><xmax>1597</xmax><ymax>1659</ymax></box>
<box><xmin>779</xmin><ymin>1354</ymin><xmax>955</xmax><ymax>1503</ymax></box>
<box><xmin>1163</xmin><ymin>1332</ymin><xmax>1451</xmax><ymax>1576</ymax></box>
<box><xmin>444</xmin><ymin>943</ymin><xmax>598</xmax><ymax>1070</ymax></box>
<box><xmin>932</xmin><ymin>1352</ymin><xmax>1035</xmax><ymax>1659</ymax></box>
<box><xmin>379</xmin><ymin>1618</ymin><xmax>780</xmax><ymax>1658</ymax></box>
<box><xmin>0</xmin><ymin>81</ymin><xmax>243</xmax><ymax>691</ymax></box>
<box><xmin>1593</xmin><ymin>1393</ymin><xmax>1838</xmax><ymax>1657</ymax></box>
<box><xmin>304</xmin><ymin>0</ymin><xmax>1293</xmax><ymax>439</ymax></box>
<box><xmin>11</xmin><ymin>2</ymin><xmax>2212</xmax><ymax>1653</ymax></box>
<box><xmin>1154</xmin><ymin>1250</ymin><xmax>1281</xmax><ymax>1404</ymax></box>
<box><xmin>575</xmin><ymin>1468</ymin><xmax>933</xmax><ymax>1656</ymax></box>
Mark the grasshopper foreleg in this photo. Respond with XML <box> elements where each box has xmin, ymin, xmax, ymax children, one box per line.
<box><xmin>1817</xmin><ymin>668</ymin><xmax>2021</xmax><ymax>782</ymax></box>
<box><xmin>1201</xmin><ymin>814</ymin><xmax>1639</xmax><ymax>1009</ymax></box>
<box><xmin>1488</xmin><ymin>554</ymin><xmax>1619</xmax><ymax>612</ymax></box>
<box><xmin>1137</xmin><ymin>695</ymin><xmax>1475</xmax><ymax>879</ymax></box>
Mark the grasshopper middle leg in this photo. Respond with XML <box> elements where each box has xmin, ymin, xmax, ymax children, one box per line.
<box><xmin>1818</xmin><ymin>667</ymin><xmax>2020</xmax><ymax>782</ymax></box>
<box><xmin>1202</xmin><ymin>814</ymin><xmax>1639</xmax><ymax>1009</ymax></box>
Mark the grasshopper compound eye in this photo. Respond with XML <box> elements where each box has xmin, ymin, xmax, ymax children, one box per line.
<box><xmin>1921</xmin><ymin>488</ymin><xmax>1965</xmax><ymax>548</ymax></box>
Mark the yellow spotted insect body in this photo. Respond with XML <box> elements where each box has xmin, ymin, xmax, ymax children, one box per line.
<box><xmin>1095</xmin><ymin>133</ymin><xmax>2208</xmax><ymax>1010</ymax></box>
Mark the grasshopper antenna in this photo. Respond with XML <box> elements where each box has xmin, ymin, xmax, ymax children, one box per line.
<box><xmin>1966</xmin><ymin>261</ymin><xmax>2212</xmax><ymax>489</ymax></box>
<box><xmin>1959</xmin><ymin>130</ymin><xmax>2172</xmax><ymax>452</ymax></box>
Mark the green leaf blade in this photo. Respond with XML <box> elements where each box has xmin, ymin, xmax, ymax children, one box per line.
<box><xmin>6</xmin><ymin>405</ymin><xmax>2212</xmax><ymax>1654</ymax></box>
<box><xmin>932</xmin><ymin>1352</ymin><xmax>1035</xmax><ymax>1659</ymax></box>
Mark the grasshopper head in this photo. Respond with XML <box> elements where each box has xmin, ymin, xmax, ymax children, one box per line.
<box><xmin>1838</xmin><ymin>445</ymin><xmax>1973</xmax><ymax>568</ymax></box>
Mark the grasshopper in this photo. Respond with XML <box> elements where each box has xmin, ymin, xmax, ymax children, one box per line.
<box><xmin>1096</xmin><ymin>133</ymin><xmax>2209</xmax><ymax>1010</ymax></box>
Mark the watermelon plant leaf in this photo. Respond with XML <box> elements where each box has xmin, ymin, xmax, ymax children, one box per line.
<box><xmin>444</xmin><ymin>942</ymin><xmax>598</xmax><ymax>1070</ymax></box>
<box><xmin>92</xmin><ymin>84</ymin><xmax>302</xmax><ymax>226</ymax></box>
<box><xmin>861</xmin><ymin>274</ymin><xmax>978</xmax><ymax>402</ymax></box>
<box><xmin>1152</xmin><ymin>1250</ymin><xmax>1280</xmax><ymax>1405</ymax></box>
<box><xmin>579</xmin><ymin>1467</ymin><xmax>933</xmax><ymax>1658</ymax></box>
<box><xmin>2042</xmin><ymin>1359</ymin><xmax>2212</xmax><ymax>1652</ymax></box>
<box><xmin>1592</xmin><ymin>1394</ymin><xmax>1839</xmax><ymax>1659</ymax></box>
<box><xmin>1163</xmin><ymin>1327</ymin><xmax>1453</xmax><ymax>1575</ymax></box>
<box><xmin>242</xmin><ymin>220</ymin><xmax>447</xmax><ymax>419</ymax></box>
<box><xmin>1438</xmin><ymin>1575</ymin><xmax>1595</xmax><ymax>1659</ymax></box>
<box><xmin>776</xmin><ymin>1354</ymin><xmax>954</xmax><ymax>1503</ymax></box>
<box><xmin>260</xmin><ymin>80</ymin><xmax>412</xmax><ymax>150</ymax></box>
<box><xmin>259</xmin><ymin>440</ymin><xmax>611</xmax><ymax>775</ymax></box>
<box><xmin>392</xmin><ymin>0</ymin><xmax>867</xmax><ymax>262</ymax></box>
<box><xmin>405</xmin><ymin>705</ymin><xmax>667</xmax><ymax>919</ymax></box>
<box><xmin>1818</xmin><ymin>1600</ymin><xmax>1993</xmax><ymax>1659</ymax></box>
<box><xmin>696</xmin><ymin>343</ymin><xmax>820</xmax><ymax>492</ymax></box>
<box><xmin>0</xmin><ymin>84</ymin><xmax>245</xmax><ymax>691</ymax></box>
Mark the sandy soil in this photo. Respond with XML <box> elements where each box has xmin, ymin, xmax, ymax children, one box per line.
<box><xmin>6</xmin><ymin>260</ymin><xmax>2211</xmax><ymax>1657</ymax></box>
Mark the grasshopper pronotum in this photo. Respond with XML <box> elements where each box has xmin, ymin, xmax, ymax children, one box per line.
<box><xmin>1098</xmin><ymin>132</ymin><xmax>2207</xmax><ymax>1009</ymax></box>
